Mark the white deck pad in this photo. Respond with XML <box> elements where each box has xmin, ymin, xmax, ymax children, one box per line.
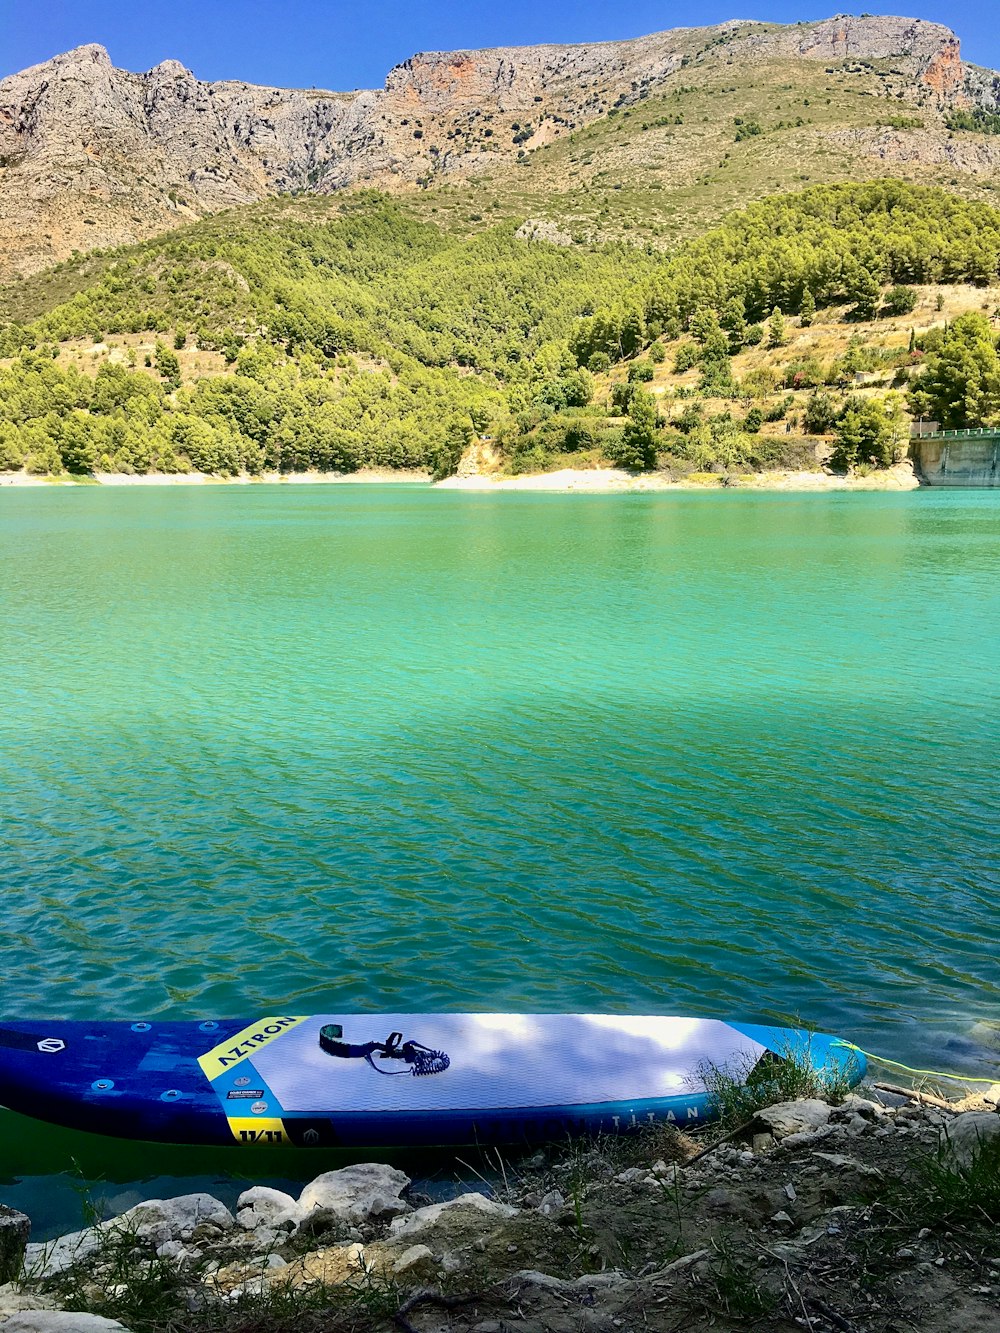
<box><xmin>251</xmin><ymin>1014</ymin><xmax>768</xmax><ymax>1113</ymax></box>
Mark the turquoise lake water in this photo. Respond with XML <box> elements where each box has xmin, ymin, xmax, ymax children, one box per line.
<box><xmin>1</xmin><ymin>484</ymin><xmax>998</xmax><ymax>1218</ymax></box>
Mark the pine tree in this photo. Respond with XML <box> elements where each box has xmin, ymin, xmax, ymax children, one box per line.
<box><xmin>619</xmin><ymin>389</ymin><xmax>659</xmax><ymax>470</ymax></box>
<box><xmin>721</xmin><ymin>295</ymin><xmax>748</xmax><ymax>350</ymax></box>
<box><xmin>767</xmin><ymin>306</ymin><xmax>787</xmax><ymax>348</ymax></box>
<box><xmin>907</xmin><ymin>311</ymin><xmax>1000</xmax><ymax>428</ymax></box>
<box><xmin>848</xmin><ymin>268</ymin><xmax>882</xmax><ymax>321</ymax></box>
<box><xmin>799</xmin><ymin>288</ymin><xmax>816</xmax><ymax>327</ymax></box>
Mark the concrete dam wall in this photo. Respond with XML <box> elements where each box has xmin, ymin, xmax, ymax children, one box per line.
<box><xmin>910</xmin><ymin>432</ymin><xmax>1000</xmax><ymax>487</ymax></box>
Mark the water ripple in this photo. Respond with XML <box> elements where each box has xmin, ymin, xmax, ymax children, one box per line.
<box><xmin>1</xmin><ymin>486</ymin><xmax>998</xmax><ymax>1079</ymax></box>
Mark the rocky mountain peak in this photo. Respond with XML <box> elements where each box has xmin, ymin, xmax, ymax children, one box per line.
<box><xmin>147</xmin><ymin>59</ymin><xmax>194</xmax><ymax>81</ymax></box>
<box><xmin>0</xmin><ymin>13</ymin><xmax>993</xmax><ymax>279</ymax></box>
<box><xmin>57</xmin><ymin>43</ymin><xmax>112</xmax><ymax>68</ymax></box>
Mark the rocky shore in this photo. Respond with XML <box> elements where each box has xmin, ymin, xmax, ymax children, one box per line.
<box><xmin>1</xmin><ymin>1082</ymin><xmax>997</xmax><ymax>1333</ymax></box>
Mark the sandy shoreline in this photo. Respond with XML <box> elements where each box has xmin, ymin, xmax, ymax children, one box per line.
<box><xmin>1</xmin><ymin>463</ymin><xmax>921</xmax><ymax>492</ymax></box>
<box><xmin>438</xmin><ymin>462</ymin><xmax>921</xmax><ymax>492</ymax></box>
<box><xmin>0</xmin><ymin>468</ymin><xmax>432</xmax><ymax>488</ymax></box>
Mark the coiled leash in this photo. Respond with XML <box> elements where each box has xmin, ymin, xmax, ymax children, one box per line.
<box><xmin>319</xmin><ymin>1025</ymin><xmax>450</xmax><ymax>1077</ymax></box>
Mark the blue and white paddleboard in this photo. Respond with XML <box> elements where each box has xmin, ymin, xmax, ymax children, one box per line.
<box><xmin>0</xmin><ymin>1014</ymin><xmax>864</xmax><ymax>1147</ymax></box>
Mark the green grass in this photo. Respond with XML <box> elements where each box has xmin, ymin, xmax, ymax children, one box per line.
<box><xmin>909</xmin><ymin>1136</ymin><xmax>1000</xmax><ymax>1228</ymax></box>
<box><xmin>701</xmin><ymin>1234</ymin><xmax>778</xmax><ymax>1321</ymax></box>
<box><xmin>700</xmin><ymin>1044</ymin><xmax>855</xmax><ymax>1130</ymax></box>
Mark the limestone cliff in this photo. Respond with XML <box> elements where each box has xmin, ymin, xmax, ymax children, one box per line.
<box><xmin>0</xmin><ymin>14</ymin><xmax>990</xmax><ymax>277</ymax></box>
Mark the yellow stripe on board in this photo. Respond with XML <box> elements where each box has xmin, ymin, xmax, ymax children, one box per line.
<box><xmin>198</xmin><ymin>1016</ymin><xmax>307</xmax><ymax>1081</ymax></box>
<box><xmin>226</xmin><ymin>1117</ymin><xmax>289</xmax><ymax>1146</ymax></box>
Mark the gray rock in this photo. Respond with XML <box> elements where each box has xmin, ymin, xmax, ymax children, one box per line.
<box><xmin>515</xmin><ymin>220</ymin><xmax>574</xmax><ymax>247</ymax></box>
<box><xmin>294</xmin><ymin>1207</ymin><xmax>339</xmax><ymax>1239</ymax></box>
<box><xmin>153</xmin><ymin>1240</ymin><xmax>186</xmax><ymax>1262</ymax></box>
<box><xmin>0</xmin><ymin>1285</ymin><xmax>57</xmax><ymax>1317</ymax></box>
<box><xmin>248</xmin><ymin>1227</ymin><xmax>281</xmax><ymax>1252</ymax></box>
<box><xmin>0</xmin><ymin>1208</ymin><xmax>30</xmax><ymax>1284</ymax></box>
<box><xmin>648</xmin><ymin>1249</ymin><xmax>711</xmax><ymax>1281</ymax></box>
<box><xmin>190</xmin><ymin>1222</ymin><xmax>224</xmax><ymax>1244</ymax></box>
<box><xmin>508</xmin><ymin>1268</ymin><xmax>625</xmax><ymax>1293</ymax></box>
<box><xmin>298</xmin><ymin>1164</ymin><xmax>411</xmax><ymax>1227</ymax></box>
<box><xmin>392</xmin><ymin>1244</ymin><xmax>436</xmax><ymax>1279</ymax></box>
<box><xmin>24</xmin><ymin>1193</ymin><xmax>233</xmax><ymax>1280</ymax></box>
<box><xmin>836</xmin><ymin>1094</ymin><xmax>884</xmax><ymax>1119</ymax></box>
<box><xmin>781</xmin><ymin>1124</ymin><xmax>834</xmax><ymax>1149</ymax></box>
<box><xmin>0</xmin><ymin>1316</ymin><xmax>133</xmax><ymax>1333</ymax></box>
<box><xmin>758</xmin><ymin>1099</ymin><xmax>832</xmax><ymax>1139</ymax></box>
<box><xmin>224</xmin><ymin>1275</ymin><xmax>270</xmax><ymax>1302</ymax></box>
<box><xmin>388</xmin><ymin>1192</ymin><xmax>518</xmax><ymax>1243</ymax></box>
<box><xmin>126</xmin><ymin>1195</ymin><xmax>235</xmax><ymax>1245</ymax></box>
<box><xmin>941</xmin><ymin>1111</ymin><xmax>1000</xmax><ymax>1170</ymax></box>
<box><xmin>537</xmin><ymin>1190</ymin><xmax>565</xmax><ymax>1217</ymax></box>
<box><xmin>812</xmin><ymin>1151</ymin><xmax>882</xmax><ymax>1176</ymax></box>
<box><xmin>23</xmin><ymin>1229</ymin><xmax>101</xmax><ymax>1282</ymax></box>
<box><xmin>235</xmin><ymin>1187</ymin><xmax>302</xmax><ymax>1233</ymax></box>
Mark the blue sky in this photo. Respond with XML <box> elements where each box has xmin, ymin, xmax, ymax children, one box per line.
<box><xmin>1</xmin><ymin>2</ymin><xmax>996</xmax><ymax>86</ymax></box>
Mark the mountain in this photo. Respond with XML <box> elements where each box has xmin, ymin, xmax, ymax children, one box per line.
<box><xmin>2</xmin><ymin>14</ymin><xmax>1000</xmax><ymax>277</ymax></box>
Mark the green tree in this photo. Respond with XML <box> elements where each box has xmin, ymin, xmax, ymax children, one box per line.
<box><xmin>57</xmin><ymin>412</ymin><xmax>98</xmax><ymax>474</ymax></box>
<box><xmin>154</xmin><ymin>342</ymin><xmax>181</xmax><ymax>391</ymax></box>
<box><xmin>907</xmin><ymin>312</ymin><xmax>1000</xmax><ymax>428</ymax></box>
<box><xmin>847</xmin><ymin>267</ymin><xmax>882</xmax><ymax>321</ymax></box>
<box><xmin>830</xmin><ymin>398</ymin><xmax>900</xmax><ymax>471</ymax></box>
<box><xmin>608</xmin><ymin>388</ymin><xmax>658</xmax><ymax>469</ymax></box>
<box><xmin>432</xmin><ymin>415</ymin><xmax>475</xmax><ymax>480</ymax></box>
<box><xmin>721</xmin><ymin>295</ymin><xmax>748</xmax><ymax>350</ymax></box>
<box><xmin>799</xmin><ymin>288</ymin><xmax>816</xmax><ymax>327</ymax></box>
<box><xmin>627</xmin><ymin>360</ymin><xmax>654</xmax><ymax>383</ymax></box>
<box><xmin>611</xmin><ymin>381</ymin><xmax>636</xmax><ymax>414</ymax></box>
<box><xmin>767</xmin><ymin>306</ymin><xmax>787</xmax><ymax>348</ymax></box>
<box><xmin>692</xmin><ymin>310</ymin><xmax>733</xmax><ymax>394</ymax></box>
<box><xmin>0</xmin><ymin>423</ymin><xmax>24</xmax><ymax>470</ymax></box>
<box><xmin>804</xmin><ymin>388</ymin><xmax>840</xmax><ymax>435</ymax></box>
<box><xmin>884</xmin><ymin>285</ymin><xmax>917</xmax><ymax>317</ymax></box>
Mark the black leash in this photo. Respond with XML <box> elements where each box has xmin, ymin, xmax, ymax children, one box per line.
<box><xmin>319</xmin><ymin>1026</ymin><xmax>450</xmax><ymax>1077</ymax></box>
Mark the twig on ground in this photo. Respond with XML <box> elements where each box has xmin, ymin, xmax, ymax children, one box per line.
<box><xmin>392</xmin><ymin>1286</ymin><xmax>475</xmax><ymax>1333</ymax></box>
<box><xmin>807</xmin><ymin>1295</ymin><xmax>862</xmax><ymax>1333</ymax></box>
<box><xmin>771</xmin><ymin>1253</ymin><xmax>813</xmax><ymax>1332</ymax></box>
<box><xmin>873</xmin><ymin>1081</ymin><xmax>956</xmax><ymax>1113</ymax></box>
<box><xmin>686</xmin><ymin>1120</ymin><xmax>756</xmax><ymax>1165</ymax></box>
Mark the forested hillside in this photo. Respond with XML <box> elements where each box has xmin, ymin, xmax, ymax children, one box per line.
<box><xmin>2</xmin><ymin>183</ymin><xmax>999</xmax><ymax>480</ymax></box>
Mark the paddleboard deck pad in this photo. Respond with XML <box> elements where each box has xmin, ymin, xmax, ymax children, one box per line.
<box><xmin>0</xmin><ymin>1015</ymin><xmax>864</xmax><ymax>1147</ymax></box>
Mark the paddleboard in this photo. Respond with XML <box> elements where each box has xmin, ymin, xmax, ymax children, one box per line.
<box><xmin>0</xmin><ymin>1014</ymin><xmax>864</xmax><ymax>1147</ymax></box>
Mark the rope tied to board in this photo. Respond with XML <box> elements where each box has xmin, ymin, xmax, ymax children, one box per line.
<box><xmin>318</xmin><ymin>1025</ymin><xmax>450</xmax><ymax>1077</ymax></box>
<box><xmin>833</xmin><ymin>1040</ymin><xmax>998</xmax><ymax>1087</ymax></box>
